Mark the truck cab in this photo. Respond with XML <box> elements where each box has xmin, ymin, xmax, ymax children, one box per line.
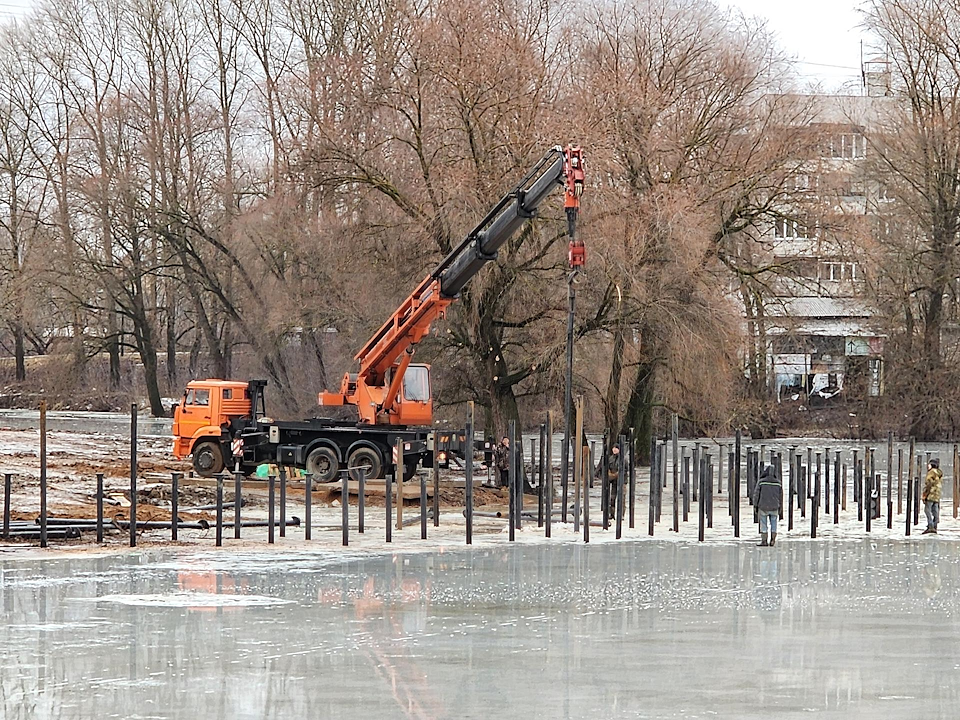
<box><xmin>172</xmin><ymin>379</ymin><xmax>253</xmax><ymax>475</ymax></box>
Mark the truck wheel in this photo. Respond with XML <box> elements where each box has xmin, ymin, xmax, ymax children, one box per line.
<box><xmin>306</xmin><ymin>446</ymin><xmax>339</xmax><ymax>483</ymax></box>
<box><xmin>193</xmin><ymin>441</ymin><xmax>224</xmax><ymax>477</ymax></box>
<box><xmin>348</xmin><ymin>446</ymin><xmax>383</xmax><ymax>480</ymax></box>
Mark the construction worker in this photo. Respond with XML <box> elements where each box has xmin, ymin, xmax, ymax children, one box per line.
<box><xmin>752</xmin><ymin>465</ymin><xmax>782</xmax><ymax>546</ymax></box>
<box><xmin>606</xmin><ymin>445</ymin><xmax>621</xmax><ymax>519</ymax></box>
<box><xmin>922</xmin><ymin>458</ymin><xmax>943</xmax><ymax>534</ymax></box>
<box><xmin>493</xmin><ymin>436</ymin><xmax>511</xmax><ymax>488</ymax></box>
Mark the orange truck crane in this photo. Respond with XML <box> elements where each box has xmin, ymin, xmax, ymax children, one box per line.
<box><xmin>173</xmin><ymin>145</ymin><xmax>584</xmax><ymax>480</ymax></box>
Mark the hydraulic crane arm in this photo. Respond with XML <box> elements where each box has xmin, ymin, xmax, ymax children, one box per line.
<box><xmin>321</xmin><ymin>144</ymin><xmax>585</xmax><ymax>425</ymax></box>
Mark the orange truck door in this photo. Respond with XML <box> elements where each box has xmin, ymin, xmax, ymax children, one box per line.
<box><xmin>177</xmin><ymin>387</ymin><xmax>213</xmax><ymax>442</ymax></box>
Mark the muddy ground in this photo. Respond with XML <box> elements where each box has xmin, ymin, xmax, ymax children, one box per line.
<box><xmin>0</xmin><ymin>426</ymin><xmax>517</xmax><ymax>530</ymax></box>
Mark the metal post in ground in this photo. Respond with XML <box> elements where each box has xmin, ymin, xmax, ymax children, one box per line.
<box><xmin>914</xmin><ymin>454</ymin><xmax>922</xmax><ymax>527</ymax></box>
<box><xmin>815</xmin><ymin>453</ymin><xmax>822</xmax><ymax>521</ymax></box>
<box><xmin>834</xmin><ymin>454</ymin><xmax>840</xmax><ymax>525</ymax></box>
<box><xmin>673</xmin><ymin>445</ymin><xmax>680</xmax><ymax>533</ymax></box>
<box><xmin>647</xmin><ymin>435</ymin><xmax>656</xmax><ymax>536</ymax></box>
<box><xmin>508</xmin><ymin>420</ymin><xmax>516</xmax><ymax>542</ymax></box>
<box><xmin>385</xmin><ymin>469</ymin><xmax>392</xmax><ymax>544</ymax></box>
<box><xmin>514</xmin><ymin>428</ymin><xmax>522</xmax><ymax>532</ymax></box>
<box><xmin>584</xmin><ymin>443</ymin><xmax>591</xmax><ymax>543</ymax></box>
<box><xmin>420</xmin><ymin>471</ymin><xmax>428</xmax><ymax>540</ymax></box>
<box><xmin>734</xmin><ymin>429</ymin><xmax>741</xmax><ymax>538</ymax></box>
<box><xmin>538</xmin><ymin>425</ymin><xmax>546</xmax><ymax>528</ymax></box>
<box><xmin>671</xmin><ymin>415</ymin><xmax>678</xmax><ymax>532</ymax></box>
<box><xmin>128</xmin><ymin>403</ymin><xmax>135</xmax><ymax>549</ymax></box>
<box><xmin>905</xmin><ymin>471</ymin><xmax>913</xmax><ymax>537</ymax></box>
<box><xmin>171</xmin><ymin>472</ymin><xmax>179</xmax><ymax>541</ymax></box>
<box><xmin>682</xmin><ymin>453</ymin><xmax>690</xmax><ymax>523</ymax></box>
<box><xmin>341</xmin><ymin>469</ymin><xmax>349</xmax><ymax>547</ymax></box>
<box><xmin>433</xmin><ymin>436</ymin><xmax>441</xmax><ymax>528</ymax></box>
<box><xmin>95</xmin><ymin>473</ymin><xmax>104</xmax><ymax>543</ymax></box>
<box><xmin>906</xmin><ymin>437</ymin><xmax>915</xmax><ymax>514</ymax></box>
<box><xmin>823</xmin><ymin>448</ymin><xmax>830</xmax><ymax>515</ymax></box>
<box><xmin>897</xmin><ymin>448</ymin><xmax>904</xmax><ymax>515</ymax></box>
<box><xmin>545</xmin><ymin>412</ymin><xmax>553</xmax><ymax>539</ymax></box>
<box><xmin>279</xmin><ymin>468</ymin><xmax>287</xmax><ymax>538</ymax></box>
<box><xmin>0</xmin><ymin>472</ymin><xmax>9</xmax><ymax>540</ymax></box>
<box><xmin>600</xmin><ymin>432</ymin><xmax>609</xmax><ymax>526</ymax></box>
<box><xmin>629</xmin><ymin>426</ymin><xmax>636</xmax><ymax>529</ymax></box>
<box><xmin>234</xmin><ymin>470</ymin><xmax>242</xmax><ymax>540</ymax></box>
<box><xmin>693</xmin><ymin>443</ymin><xmax>700</xmax><ymax>503</ymax></box>
<box><xmin>728</xmin><ymin>450</ymin><xmax>735</xmax><ymax>519</ymax></box>
<box><xmin>842</xmin><ymin>463</ymin><xmax>847</xmax><ymax>511</ymax></box>
<box><xmin>216</xmin><ymin>473</ymin><xmax>224</xmax><ymax>547</ymax></box>
<box><xmin>396</xmin><ymin>439</ymin><xmax>404</xmax><ymax>531</ymax></box>
<box><xmin>351</xmin><ymin>466</ymin><xmax>362</xmax><ymax>533</ymax></box>
<box><xmin>811</xmin><ymin>474</ymin><xmax>819</xmax><ymax>539</ymax></box>
<box><xmin>788</xmin><ymin>457</ymin><xmax>795</xmax><ymax>532</ymax></box>
<box><xmin>800</xmin><ymin>461</ymin><xmax>807</xmax><ymax>519</ymax></box>
<box><xmin>707</xmin><ymin>455</ymin><xmax>713</xmax><ymax>529</ymax></box>
<box><xmin>38</xmin><ymin>405</ymin><xmax>48</xmax><ymax>540</ymax></box>
<box><xmin>698</xmin><ymin>456</ymin><xmax>705</xmax><ymax>542</ymax></box>
<box><xmin>718</xmin><ymin>445</ymin><xmax>724</xmax><ymax>495</ymax></box>
<box><xmin>573</xmin><ymin>396</ymin><xmax>583</xmax><ymax>534</ymax></box>
<box><xmin>466</xmin><ymin>408</ymin><xmax>475</xmax><ymax>544</ymax></box>
<box><xmin>853</xmin><ymin>462</ymin><xmax>863</xmax><ymax>522</ymax></box>
<box><xmin>38</xmin><ymin>409</ymin><xmax>52</xmax><ymax>546</ymax></box>
<box><xmin>268</xmin><ymin>475</ymin><xmax>276</xmax><ymax>544</ymax></box>
<box><xmin>305</xmin><ymin>473</ymin><xmax>312</xmax><ymax>541</ymax></box>
<box><xmin>616</xmin><ymin>435</ymin><xmax>625</xmax><ymax>539</ymax></box>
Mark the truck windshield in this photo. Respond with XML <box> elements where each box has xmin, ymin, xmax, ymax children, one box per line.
<box><xmin>403</xmin><ymin>366</ymin><xmax>430</xmax><ymax>402</ymax></box>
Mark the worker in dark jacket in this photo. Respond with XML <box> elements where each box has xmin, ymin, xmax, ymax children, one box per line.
<box><xmin>493</xmin><ymin>436</ymin><xmax>511</xmax><ymax>488</ymax></box>
<box><xmin>752</xmin><ymin>465</ymin><xmax>782</xmax><ymax>547</ymax></box>
<box><xmin>606</xmin><ymin>445</ymin><xmax>621</xmax><ymax>518</ymax></box>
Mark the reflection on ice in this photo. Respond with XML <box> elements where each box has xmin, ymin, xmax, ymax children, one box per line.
<box><xmin>2</xmin><ymin>540</ymin><xmax>960</xmax><ymax>719</ymax></box>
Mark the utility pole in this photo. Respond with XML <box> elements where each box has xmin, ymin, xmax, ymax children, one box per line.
<box><xmin>561</xmin><ymin>274</ymin><xmax>577</xmax><ymax>523</ymax></box>
<box><xmin>559</xmin><ymin>146</ymin><xmax>586</xmax><ymax>525</ymax></box>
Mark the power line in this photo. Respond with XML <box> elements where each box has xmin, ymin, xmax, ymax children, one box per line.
<box><xmin>790</xmin><ymin>59</ymin><xmax>861</xmax><ymax>71</ymax></box>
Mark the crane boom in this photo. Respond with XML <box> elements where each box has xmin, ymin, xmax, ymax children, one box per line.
<box><xmin>320</xmin><ymin>144</ymin><xmax>585</xmax><ymax>426</ymax></box>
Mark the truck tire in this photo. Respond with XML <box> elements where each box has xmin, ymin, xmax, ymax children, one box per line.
<box><xmin>348</xmin><ymin>446</ymin><xmax>383</xmax><ymax>480</ymax></box>
<box><xmin>306</xmin><ymin>446</ymin><xmax>339</xmax><ymax>483</ymax></box>
<box><xmin>193</xmin><ymin>440</ymin><xmax>225</xmax><ymax>477</ymax></box>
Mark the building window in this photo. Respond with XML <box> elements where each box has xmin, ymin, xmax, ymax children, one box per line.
<box><xmin>824</xmin><ymin>133</ymin><xmax>866</xmax><ymax>159</ymax></box>
<box><xmin>820</xmin><ymin>261</ymin><xmax>859</xmax><ymax>282</ymax></box>
<box><xmin>774</xmin><ymin>217</ymin><xmax>811</xmax><ymax>238</ymax></box>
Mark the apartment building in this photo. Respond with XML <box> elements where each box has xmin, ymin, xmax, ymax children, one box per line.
<box><xmin>764</xmin><ymin>69</ymin><xmax>892</xmax><ymax>404</ymax></box>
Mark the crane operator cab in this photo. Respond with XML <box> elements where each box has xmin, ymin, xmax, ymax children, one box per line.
<box><xmin>319</xmin><ymin>362</ymin><xmax>433</xmax><ymax>427</ymax></box>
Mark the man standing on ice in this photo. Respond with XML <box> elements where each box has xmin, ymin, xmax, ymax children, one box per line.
<box><xmin>922</xmin><ymin>458</ymin><xmax>943</xmax><ymax>535</ymax></box>
<box><xmin>752</xmin><ymin>465</ymin><xmax>782</xmax><ymax>547</ymax></box>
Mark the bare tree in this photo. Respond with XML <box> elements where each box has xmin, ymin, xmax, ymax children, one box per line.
<box><xmin>862</xmin><ymin>0</ymin><xmax>960</xmax><ymax>437</ymax></box>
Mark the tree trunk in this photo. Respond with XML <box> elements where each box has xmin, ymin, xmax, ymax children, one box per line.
<box><xmin>13</xmin><ymin>321</ymin><xmax>25</xmax><ymax>382</ymax></box>
<box><xmin>166</xmin><ymin>288</ymin><xmax>177</xmax><ymax>388</ymax></box>
<box><xmin>132</xmin><ymin>306</ymin><xmax>165</xmax><ymax>417</ymax></box>
<box><xmin>604</xmin><ymin>327</ymin><xmax>625</xmax><ymax>435</ymax></box>
<box><xmin>622</xmin><ymin>358</ymin><xmax>656</xmax><ymax>465</ymax></box>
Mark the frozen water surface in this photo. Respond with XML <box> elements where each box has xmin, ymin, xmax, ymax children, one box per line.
<box><xmin>2</xmin><ymin>540</ymin><xmax>960</xmax><ymax>719</ymax></box>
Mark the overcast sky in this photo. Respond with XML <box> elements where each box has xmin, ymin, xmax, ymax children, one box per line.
<box><xmin>724</xmin><ymin>0</ymin><xmax>868</xmax><ymax>92</ymax></box>
<box><xmin>1</xmin><ymin>0</ymin><xmax>870</xmax><ymax>92</ymax></box>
